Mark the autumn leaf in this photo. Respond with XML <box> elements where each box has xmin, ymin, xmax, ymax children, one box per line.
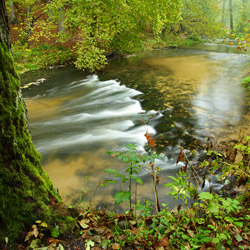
<box><xmin>112</xmin><ymin>243</ymin><xmax>120</xmax><ymax>249</ymax></box>
<box><xmin>176</xmin><ymin>147</ymin><xmax>185</xmax><ymax>164</ymax></box>
<box><xmin>41</xmin><ymin>222</ymin><xmax>48</xmax><ymax>228</ymax></box>
<box><xmin>144</xmin><ymin>132</ymin><xmax>156</xmax><ymax>147</ymax></box>
<box><xmin>159</xmin><ymin>237</ymin><xmax>169</xmax><ymax>247</ymax></box>
<box><xmin>85</xmin><ymin>240</ymin><xmax>95</xmax><ymax>250</ymax></box>
<box><xmin>25</xmin><ymin>225</ymin><xmax>39</xmax><ymax>241</ymax></box>
<box><xmin>79</xmin><ymin>219</ymin><xmax>90</xmax><ymax>229</ymax></box>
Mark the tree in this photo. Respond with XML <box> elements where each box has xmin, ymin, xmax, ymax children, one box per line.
<box><xmin>0</xmin><ymin>0</ymin><xmax>70</xmax><ymax>246</ymax></box>
<box><xmin>221</xmin><ymin>0</ymin><xmax>226</xmax><ymax>24</ymax></box>
<box><xmin>229</xmin><ymin>0</ymin><xmax>233</xmax><ymax>31</ymax></box>
<box><xmin>8</xmin><ymin>0</ymin><xmax>182</xmax><ymax>72</ymax></box>
<box><xmin>176</xmin><ymin>0</ymin><xmax>224</xmax><ymax>39</ymax></box>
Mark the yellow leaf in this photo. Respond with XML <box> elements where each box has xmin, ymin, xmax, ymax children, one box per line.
<box><xmin>35</xmin><ymin>220</ymin><xmax>42</xmax><ymax>224</ymax></box>
<box><xmin>79</xmin><ymin>219</ymin><xmax>90</xmax><ymax>229</ymax></box>
<box><xmin>232</xmin><ymin>34</ymin><xmax>235</xmax><ymax>37</ymax></box>
<box><xmin>41</xmin><ymin>222</ymin><xmax>48</xmax><ymax>227</ymax></box>
<box><xmin>245</xmin><ymin>28</ymin><xmax>249</xmax><ymax>32</ymax></box>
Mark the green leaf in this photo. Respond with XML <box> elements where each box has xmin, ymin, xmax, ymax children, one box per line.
<box><xmin>51</xmin><ymin>225</ymin><xmax>60</xmax><ymax>238</ymax></box>
<box><xmin>114</xmin><ymin>191</ymin><xmax>131</xmax><ymax>204</ymax></box>
<box><xmin>122</xmin><ymin>156</ymin><xmax>129</xmax><ymax>162</ymax></box>
<box><xmin>245</xmin><ymin>136</ymin><xmax>250</xmax><ymax>142</ymax></box>
<box><xmin>207</xmin><ymin>204</ymin><xmax>220</xmax><ymax>214</ymax></box>
<box><xmin>219</xmin><ymin>233</ymin><xmax>227</xmax><ymax>240</ymax></box>
<box><xmin>234</xmin><ymin>222</ymin><xmax>243</xmax><ymax>228</ymax></box>
<box><xmin>135</xmin><ymin>176</ymin><xmax>143</xmax><ymax>184</ymax></box>
<box><xmin>199</xmin><ymin>192</ymin><xmax>214</xmax><ymax>200</ymax></box>
<box><xmin>159</xmin><ymin>224</ymin><xmax>165</xmax><ymax>235</ymax></box>
<box><xmin>212</xmin><ymin>238</ymin><xmax>220</xmax><ymax>244</ymax></box>
<box><xmin>104</xmin><ymin>169</ymin><xmax>117</xmax><ymax>174</ymax></box>
<box><xmin>235</xmin><ymin>234</ymin><xmax>243</xmax><ymax>242</ymax></box>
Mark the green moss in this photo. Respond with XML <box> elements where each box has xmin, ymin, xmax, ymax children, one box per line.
<box><xmin>0</xmin><ymin>42</ymin><xmax>65</xmax><ymax>246</ymax></box>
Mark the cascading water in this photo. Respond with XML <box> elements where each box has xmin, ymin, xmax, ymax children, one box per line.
<box><xmin>24</xmin><ymin>74</ymin><xmax>158</xmax><ymax>204</ymax></box>
<box><xmin>22</xmin><ymin>46</ymin><xmax>250</xmax><ymax>207</ymax></box>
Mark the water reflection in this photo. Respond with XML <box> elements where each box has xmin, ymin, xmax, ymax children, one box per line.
<box><xmin>192</xmin><ymin>53</ymin><xmax>249</xmax><ymax>139</ymax></box>
<box><xmin>23</xmin><ymin>47</ymin><xmax>250</xmax><ymax>207</ymax></box>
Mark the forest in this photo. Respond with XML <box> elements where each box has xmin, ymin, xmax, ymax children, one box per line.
<box><xmin>0</xmin><ymin>0</ymin><xmax>250</xmax><ymax>249</ymax></box>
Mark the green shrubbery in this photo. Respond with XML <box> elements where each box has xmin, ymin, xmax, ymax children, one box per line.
<box><xmin>12</xmin><ymin>43</ymin><xmax>75</xmax><ymax>73</ymax></box>
<box><xmin>101</xmin><ymin>138</ymin><xmax>250</xmax><ymax>249</ymax></box>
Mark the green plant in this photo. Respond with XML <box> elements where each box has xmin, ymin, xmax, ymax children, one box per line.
<box><xmin>166</xmin><ymin>171</ymin><xmax>197</xmax><ymax>208</ymax></box>
<box><xmin>242</xmin><ymin>76</ymin><xmax>250</xmax><ymax>90</ymax></box>
<box><xmin>105</xmin><ymin>144</ymin><xmax>146</xmax><ymax>211</ymax></box>
<box><xmin>105</xmin><ymin>143</ymin><xmax>160</xmax><ymax>213</ymax></box>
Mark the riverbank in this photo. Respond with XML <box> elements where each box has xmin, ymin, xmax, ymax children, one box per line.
<box><xmin>7</xmin><ymin>140</ymin><xmax>250</xmax><ymax>250</ymax></box>
<box><xmin>17</xmin><ymin>45</ymin><xmax>250</xmax><ymax>250</ymax></box>
<box><xmin>14</xmin><ymin>35</ymin><xmax>204</xmax><ymax>75</ymax></box>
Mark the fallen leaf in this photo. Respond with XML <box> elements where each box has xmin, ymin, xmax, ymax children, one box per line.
<box><xmin>85</xmin><ymin>240</ymin><xmax>95</xmax><ymax>250</ymax></box>
<box><xmin>187</xmin><ymin>229</ymin><xmax>195</xmax><ymax>238</ymax></box>
<box><xmin>79</xmin><ymin>219</ymin><xmax>90</xmax><ymax>229</ymax></box>
<box><xmin>112</xmin><ymin>243</ymin><xmax>120</xmax><ymax>249</ymax></box>
<box><xmin>129</xmin><ymin>220</ymin><xmax>137</xmax><ymax>225</ymax></box>
<box><xmin>159</xmin><ymin>237</ymin><xmax>169</xmax><ymax>247</ymax></box>
<box><xmin>41</xmin><ymin>222</ymin><xmax>48</xmax><ymax>228</ymax></box>
<box><xmin>48</xmin><ymin>238</ymin><xmax>60</xmax><ymax>244</ymax></box>
<box><xmin>156</xmin><ymin>247</ymin><xmax>164</xmax><ymax>250</ymax></box>
<box><xmin>25</xmin><ymin>225</ymin><xmax>39</xmax><ymax>241</ymax></box>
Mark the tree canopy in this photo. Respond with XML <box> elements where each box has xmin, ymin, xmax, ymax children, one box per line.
<box><xmin>7</xmin><ymin>0</ymin><xmax>182</xmax><ymax>71</ymax></box>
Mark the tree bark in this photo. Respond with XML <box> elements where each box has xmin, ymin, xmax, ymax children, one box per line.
<box><xmin>0</xmin><ymin>0</ymin><xmax>10</xmax><ymax>48</ymax></box>
<box><xmin>9</xmin><ymin>1</ymin><xmax>17</xmax><ymax>24</ymax></box>
<box><xmin>0</xmin><ymin>0</ymin><xmax>67</xmax><ymax>246</ymax></box>
<box><xmin>221</xmin><ymin>0</ymin><xmax>225</xmax><ymax>24</ymax></box>
<box><xmin>229</xmin><ymin>0</ymin><xmax>233</xmax><ymax>32</ymax></box>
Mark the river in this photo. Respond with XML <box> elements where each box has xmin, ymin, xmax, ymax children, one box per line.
<box><xmin>22</xmin><ymin>44</ymin><xmax>250</xmax><ymax>209</ymax></box>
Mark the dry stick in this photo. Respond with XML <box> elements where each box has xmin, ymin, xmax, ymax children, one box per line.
<box><xmin>181</xmin><ymin>149</ymin><xmax>203</xmax><ymax>185</ymax></box>
<box><xmin>140</xmin><ymin>117</ymin><xmax>161</xmax><ymax>212</ymax></box>
<box><xmin>134</xmin><ymin>182</ymin><xmax>137</xmax><ymax>216</ymax></box>
<box><xmin>89</xmin><ymin>183</ymin><xmax>100</xmax><ymax>204</ymax></box>
<box><xmin>152</xmin><ymin>169</ymin><xmax>161</xmax><ymax>213</ymax></box>
<box><xmin>129</xmin><ymin>162</ymin><xmax>133</xmax><ymax>212</ymax></box>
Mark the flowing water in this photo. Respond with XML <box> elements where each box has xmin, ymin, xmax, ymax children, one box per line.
<box><xmin>22</xmin><ymin>44</ymin><xmax>250</xmax><ymax>208</ymax></box>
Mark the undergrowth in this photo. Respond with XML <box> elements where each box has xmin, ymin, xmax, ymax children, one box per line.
<box><xmin>9</xmin><ymin>134</ymin><xmax>250</xmax><ymax>250</ymax></box>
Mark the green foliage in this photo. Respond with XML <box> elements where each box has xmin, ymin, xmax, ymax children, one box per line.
<box><xmin>242</xmin><ymin>76</ymin><xmax>250</xmax><ymax>90</ymax></box>
<box><xmin>176</xmin><ymin>0</ymin><xmax>224</xmax><ymax>39</ymax></box>
<box><xmin>166</xmin><ymin>171</ymin><xmax>197</xmax><ymax>207</ymax></box>
<box><xmin>51</xmin><ymin>225</ymin><xmax>60</xmax><ymax>238</ymax></box>
<box><xmin>12</xmin><ymin>43</ymin><xmax>74</xmax><ymax>73</ymax></box>
<box><xmin>9</xmin><ymin>0</ymin><xmax>182</xmax><ymax>72</ymax></box>
<box><xmin>105</xmin><ymin>144</ymin><xmax>159</xmax><ymax>210</ymax></box>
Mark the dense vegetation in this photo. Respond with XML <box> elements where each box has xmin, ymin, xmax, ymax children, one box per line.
<box><xmin>7</xmin><ymin>0</ymin><xmax>250</xmax><ymax>73</ymax></box>
<box><xmin>1</xmin><ymin>0</ymin><xmax>250</xmax><ymax>249</ymax></box>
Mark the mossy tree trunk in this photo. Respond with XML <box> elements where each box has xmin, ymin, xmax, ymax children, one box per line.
<box><xmin>0</xmin><ymin>0</ymin><xmax>64</xmax><ymax>246</ymax></box>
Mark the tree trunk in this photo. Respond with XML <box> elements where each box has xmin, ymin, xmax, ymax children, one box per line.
<box><xmin>58</xmin><ymin>17</ymin><xmax>65</xmax><ymax>33</ymax></box>
<box><xmin>229</xmin><ymin>0</ymin><xmax>233</xmax><ymax>32</ymax></box>
<box><xmin>0</xmin><ymin>0</ymin><xmax>67</xmax><ymax>246</ymax></box>
<box><xmin>9</xmin><ymin>1</ymin><xmax>17</xmax><ymax>24</ymax></box>
<box><xmin>0</xmin><ymin>0</ymin><xmax>10</xmax><ymax>48</ymax></box>
<box><xmin>221</xmin><ymin>0</ymin><xmax>225</xmax><ymax>24</ymax></box>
